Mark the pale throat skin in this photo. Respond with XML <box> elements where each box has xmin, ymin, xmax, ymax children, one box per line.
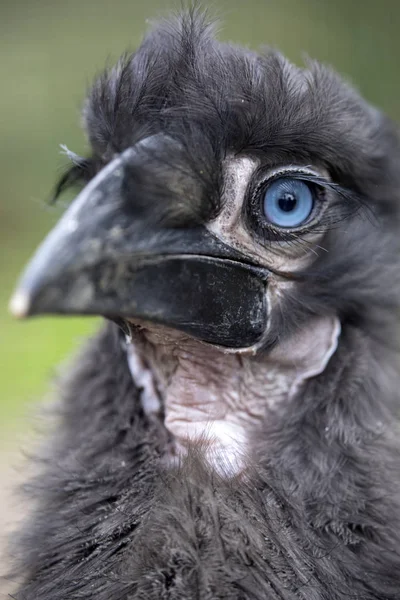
<box><xmin>127</xmin><ymin>318</ymin><xmax>340</xmax><ymax>477</ymax></box>
<box><xmin>127</xmin><ymin>156</ymin><xmax>341</xmax><ymax>477</ymax></box>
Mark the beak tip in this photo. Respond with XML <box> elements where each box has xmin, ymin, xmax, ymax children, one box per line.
<box><xmin>9</xmin><ymin>289</ymin><xmax>31</xmax><ymax>319</ymax></box>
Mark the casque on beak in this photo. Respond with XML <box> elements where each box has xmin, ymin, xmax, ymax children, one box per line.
<box><xmin>10</xmin><ymin>135</ymin><xmax>270</xmax><ymax>349</ymax></box>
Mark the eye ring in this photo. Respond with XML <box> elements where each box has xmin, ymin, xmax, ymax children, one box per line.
<box><xmin>244</xmin><ymin>166</ymin><xmax>328</xmax><ymax>243</ymax></box>
<box><xmin>262</xmin><ymin>177</ymin><xmax>314</xmax><ymax>228</ymax></box>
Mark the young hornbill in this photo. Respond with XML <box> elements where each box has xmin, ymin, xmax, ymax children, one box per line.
<box><xmin>9</xmin><ymin>9</ymin><xmax>400</xmax><ymax>600</ymax></box>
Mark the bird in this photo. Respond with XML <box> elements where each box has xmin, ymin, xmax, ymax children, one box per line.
<box><xmin>7</xmin><ymin>8</ymin><xmax>400</xmax><ymax>599</ymax></box>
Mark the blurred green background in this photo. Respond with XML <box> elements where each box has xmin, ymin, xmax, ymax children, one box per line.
<box><xmin>1</xmin><ymin>0</ymin><xmax>400</xmax><ymax>446</ymax></box>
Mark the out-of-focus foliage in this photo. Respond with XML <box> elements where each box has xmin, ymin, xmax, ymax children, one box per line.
<box><xmin>1</xmin><ymin>0</ymin><xmax>400</xmax><ymax>440</ymax></box>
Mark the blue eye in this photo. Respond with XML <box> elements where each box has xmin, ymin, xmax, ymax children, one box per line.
<box><xmin>263</xmin><ymin>177</ymin><xmax>314</xmax><ymax>228</ymax></box>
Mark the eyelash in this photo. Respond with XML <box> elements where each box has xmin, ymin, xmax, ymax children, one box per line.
<box><xmin>245</xmin><ymin>168</ymin><xmax>366</xmax><ymax>244</ymax></box>
<box><xmin>50</xmin><ymin>153</ymin><xmax>98</xmax><ymax>205</ymax></box>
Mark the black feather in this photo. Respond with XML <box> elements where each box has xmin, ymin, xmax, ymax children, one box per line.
<box><xmin>8</xmin><ymin>8</ymin><xmax>400</xmax><ymax>599</ymax></box>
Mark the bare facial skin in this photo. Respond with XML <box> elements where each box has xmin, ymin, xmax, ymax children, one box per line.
<box><xmin>208</xmin><ymin>156</ymin><xmax>326</xmax><ymax>272</ymax></box>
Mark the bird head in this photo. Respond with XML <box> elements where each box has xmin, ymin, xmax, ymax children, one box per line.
<box><xmin>10</xmin><ymin>11</ymin><xmax>400</xmax><ymax>357</ymax></box>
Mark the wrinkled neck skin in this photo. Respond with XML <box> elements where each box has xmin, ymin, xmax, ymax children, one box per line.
<box><xmin>126</xmin><ymin>317</ymin><xmax>340</xmax><ymax>477</ymax></box>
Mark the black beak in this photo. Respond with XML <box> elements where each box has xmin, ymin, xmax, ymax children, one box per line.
<box><xmin>10</xmin><ymin>136</ymin><xmax>270</xmax><ymax>349</ymax></box>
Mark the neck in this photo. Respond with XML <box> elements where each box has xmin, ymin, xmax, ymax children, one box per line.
<box><xmin>126</xmin><ymin>316</ymin><xmax>341</xmax><ymax>476</ymax></box>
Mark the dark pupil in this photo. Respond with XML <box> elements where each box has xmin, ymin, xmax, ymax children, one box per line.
<box><xmin>278</xmin><ymin>192</ymin><xmax>297</xmax><ymax>212</ymax></box>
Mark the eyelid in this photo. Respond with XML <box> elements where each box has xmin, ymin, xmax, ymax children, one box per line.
<box><xmin>250</xmin><ymin>166</ymin><xmax>333</xmax><ymax>215</ymax></box>
<box><xmin>257</xmin><ymin>165</ymin><xmax>331</xmax><ymax>190</ymax></box>
<box><xmin>265</xmin><ymin>165</ymin><xmax>324</xmax><ymax>179</ymax></box>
